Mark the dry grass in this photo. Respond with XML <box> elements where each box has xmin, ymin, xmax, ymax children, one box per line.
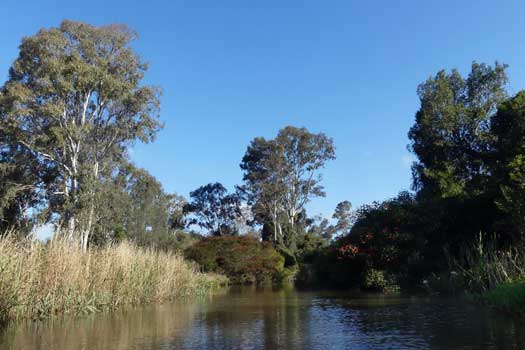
<box><xmin>0</xmin><ymin>236</ymin><xmax>228</xmax><ymax>325</ymax></box>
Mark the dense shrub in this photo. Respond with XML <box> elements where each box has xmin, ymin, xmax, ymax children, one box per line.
<box><xmin>363</xmin><ymin>269</ymin><xmax>400</xmax><ymax>293</ymax></box>
<box><xmin>185</xmin><ymin>236</ymin><xmax>285</xmax><ymax>284</ymax></box>
<box><xmin>311</xmin><ymin>190</ymin><xmax>508</xmax><ymax>292</ymax></box>
<box><xmin>311</xmin><ymin>193</ymin><xmax>422</xmax><ymax>289</ymax></box>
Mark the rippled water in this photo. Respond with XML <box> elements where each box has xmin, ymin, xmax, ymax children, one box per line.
<box><xmin>1</xmin><ymin>287</ymin><xmax>524</xmax><ymax>350</ymax></box>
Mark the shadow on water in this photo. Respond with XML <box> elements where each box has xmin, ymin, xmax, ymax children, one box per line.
<box><xmin>1</xmin><ymin>286</ymin><xmax>524</xmax><ymax>350</ymax></box>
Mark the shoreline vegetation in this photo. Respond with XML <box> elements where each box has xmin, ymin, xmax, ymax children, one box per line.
<box><xmin>0</xmin><ymin>235</ymin><xmax>227</xmax><ymax>326</ymax></box>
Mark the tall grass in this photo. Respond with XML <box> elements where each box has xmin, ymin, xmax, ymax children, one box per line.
<box><xmin>423</xmin><ymin>234</ymin><xmax>525</xmax><ymax>314</ymax></box>
<box><xmin>453</xmin><ymin>234</ymin><xmax>525</xmax><ymax>293</ymax></box>
<box><xmin>0</xmin><ymin>236</ymin><xmax>228</xmax><ymax>325</ymax></box>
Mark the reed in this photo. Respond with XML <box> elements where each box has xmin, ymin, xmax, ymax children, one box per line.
<box><xmin>453</xmin><ymin>235</ymin><xmax>525</xmax><ymax>293</ymax></box>
<box><xmin>0</xmin><ymin>235</ymin><xmax>227</xmax><ymax>325</ymax></box>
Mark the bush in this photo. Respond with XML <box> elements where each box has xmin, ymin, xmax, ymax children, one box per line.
<box><xmin>185</xmin><ymin>236</ymin><xmax>285</xmax><ymax>284</ymax></box>
<box><xmin>363</xmin><ymin>269</ymin><xmax>400</xmax><ymax>294</ymax></box>
<box><xmin>484</xmin><ymin>281</ymin><xmax>525</xmax><ymax>314</ymax></box>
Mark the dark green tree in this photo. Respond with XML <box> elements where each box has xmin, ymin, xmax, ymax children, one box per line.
<box><xmin>489</xmin><ymin>91</ymin><xmax>525</xmax><ymax>240</ymax></box>
<box><xmin>331</xmin><ymin>200</ymin><xmax>352</xmax><ymax>238</ymax></box>
<box><xmin>186</xmin><ymin>183</ymin><xmax>242</xmax><ymax>236</ymax></box>
<box><xmin>408</xmin><ymin>62</ymin><xmax>508</xmax><ymax>199</ymax></box>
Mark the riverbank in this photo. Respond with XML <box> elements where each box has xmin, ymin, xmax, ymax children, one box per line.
<box><xmin>0</xmin><ymin>236</ymin><xmax>228</xmax><ymax>325</ymax></box>
<box><xmin>416</xmin><ymin>239</ymin><xmax>525</xmax><ymax>316</ymax></box>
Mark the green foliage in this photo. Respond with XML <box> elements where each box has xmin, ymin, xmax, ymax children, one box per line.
<box><xmin>88</xmin><ymin>162</ymin><xmax>194</xmax><ymax>251</ymax></box>
<box><xmin>331</xmin><ymin>200</ymin><xmax>352</xmax><ymax>237</ymax></box>
<box><xmin>329</xmin><ymin>192</ymin><xmax>427</xmax><ymax>284</ymax></box>
<box><xmin>310</xmin><ymin>63</ymin><xmax>525</xmax><ymax>296</ymax></box>
<box><xmin>276</xmin><ymin>246</ymin><xmax>297</xmax><ymax>267</ymax></box>
<box><xmin>363</xmin><ymin>269</ymin><xmax>400</xmax><ymax>294</ymax></box>
<box><xmin>239</xmin><ymin>126</ymin><xmax>335</xmax><ymax>250</ymax></box>
<box><xmin>311</xmin><ymin>190</ymin><xmax>502</xmax><ymax>291</ymax></box>
<box><xmin>408</xmin><ymin>62</ymin><xmax>508</xmax><ymax>199</ymax></box>
<box><xmin>484</xmin><ymin>282</ymin><xmax>525</xmax><ymax>314</ymax></box>
<box><xmin>186</xmin><ymin>183</ymin><xmax>242</xmax><ymax>236</ymax></box>
<box><xmin>296</xmin><ymin>232</ymin><xmax>329</xmax><ymax>264</ymax></box>
<box><xmin>185</xmin><ymin>236</ymin><xmax>285</xmax><ymax>284</ymax></box>
<box><xmin>0</xmin><ymin>20</ymin><xmax>162</xmax><ymax>249</ymax></box>
<box><xmin>490</xmin><ymin>91</ymin><xmax>525</xmax><ymax>240</ymax></box>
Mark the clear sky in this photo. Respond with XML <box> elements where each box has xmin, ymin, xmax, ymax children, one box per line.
<box><xmin>2</xmin><ymin>0</ymin><xmax>525</xmax><ymax>220</ymax></box>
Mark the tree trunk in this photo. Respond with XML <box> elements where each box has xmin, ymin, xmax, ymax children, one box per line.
<box><xmin>80</xmin><ymin>161</ymin><xmax>99</xmax><ymax>252</ymax></box>
<box><xmin>67</xmin><ymin>215</ymin><xmax>76</xmax><ymax>241</ymax></box>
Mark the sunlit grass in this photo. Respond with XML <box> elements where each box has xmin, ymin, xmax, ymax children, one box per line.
<box><xmin>0</xmin><ymin>235</ymin><xmax>228</xmax><ymax>325</ymax></box>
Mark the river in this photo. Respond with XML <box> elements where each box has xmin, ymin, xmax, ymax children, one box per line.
<box><xmin>0</xmin><ymin>286</ymin><xmax>523</xmax><ymax>349</ymax></box>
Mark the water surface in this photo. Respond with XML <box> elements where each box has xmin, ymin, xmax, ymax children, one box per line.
<box><xmin>1</xmin><ymin>287</ymin><xmax>523</xmax><ymax>350</ymax></box>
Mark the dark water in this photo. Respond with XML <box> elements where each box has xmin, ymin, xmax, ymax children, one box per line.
<box><xmin>1</xmin><ymin>287</ymin><xmax>524</xmax><ymax>350</ymax></box>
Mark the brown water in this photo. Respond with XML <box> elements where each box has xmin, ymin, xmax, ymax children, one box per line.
<box><xmin>0</xmin><ymin>286</ymin><xmax>524</xmax><ymax>350</ymax></box>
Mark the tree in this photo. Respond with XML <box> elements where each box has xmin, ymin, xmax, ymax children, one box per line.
<box><xmin>489</xmin><ymin>91</ymin><xmax>525</xmax><ymax>240</ymax></box>
<box><xmin>186</xmin><ymin>183</ymin><xmax>242</xmax><ymax>236</ymax></box>
<box><xmin>239</xmin><ymin>137</ymin><xmax>287</xmax><ymax>242</ymax></box>
<box><xmin>408</xmin><ymin>62</ymin><xmax>508</xmax><ymax>199</ymax></box>
<box><xmin>0</xmin><ymin>20</ymin><xmax>161</xmax><ymax>249</ymax></box>
<box><xmin>0</xmin><ymin>141</ymin><xmax>43</xmax><ymax>234</ymax></box>
<box><xmin>240</xmin><ymin>126</ymin><xmax>335</xmax><ymax>248</ymax></box>
<box><xmin>332</xmin><ymin>200</ymin><xmax>352</xmax><ymax>237</ymax></box>
<box><xmin>124</xmin><ymin>165</ymin><xmax>173</xmax><ymax>244</ymax></box>
<box><xmin>167</xmin><ymin>194</ymin><xmax>188</xmax><ymax>231</ymax></box>
<box><xmin>304</xmin><ymin>201</ymin><xmax>352</xmax><ymax>242</ymax></box>
<box><xmin>306</xmin><ymin>215</ymin><xmax>331</xmax><ymax>238</ymax></box>
<box><xmin>89</xmin><ymin>162</ymin><xmax>185</xmax><ymax>248</ymax></box>
<box><xmin>276</xmin><ymin>126</ymin><xmax>336</xmax><ymax>231</ymax></box>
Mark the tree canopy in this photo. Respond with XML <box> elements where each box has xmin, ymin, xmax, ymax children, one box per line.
<box><xmin>0</xmin><ymin>20</ymin><xmax>161</xmax><ymax>249</ymax></box>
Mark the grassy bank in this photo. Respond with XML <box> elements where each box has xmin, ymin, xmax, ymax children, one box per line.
<box><xmin>484</xmin><ymin>281</ymin><xmax>525</xmax><ymax>315</ymax></box>
<box><xmin>0</xmin><ymin>236</ymin><xmax>228</xmax><ymax>325</ymax></box>
<box><xmin>421</xmin><ymin>237</ymin><xmax>525</xmax><ymax>315</ymax></box>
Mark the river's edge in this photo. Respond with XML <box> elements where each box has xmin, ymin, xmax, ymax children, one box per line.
<box><xmin>0</xmin><ymin>237</ymin><xmax>229</xmax><ymax>326</ymax></box>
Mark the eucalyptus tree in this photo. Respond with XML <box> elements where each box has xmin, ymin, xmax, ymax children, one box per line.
<box><xmin>275</xmin><ymin>126</ymin><xmax>336</xmax><ymax>232</ymax></box>
<box><xmin>167</xmin><ymin>194</ymin><xmax>188</xmax><ymax>231</ymax></box>
<box><xmin>239</xmin><ymin>137</ymin><xmax>287</xmax><ymax>242</ymax></box>
<box><xmin>125</xmin><ymin>165</ymin><xmax>173</xmax><ymax>244</ymax></box>
<box><xmin>0</xmin><ymin>20</ymin><xmax>161</xmax><ymax>249</ymax></box>
<box><xmin>90</xmin><ymin>162</ymin><xmax>183</xmax><ymax>247</ymax></box>
<box><xmin>186</xmin><ymin>183</ymin><xmax>242</xmax><ymax>236</ymax></box>
<box><xmin>332</xmin><ymin>200</ymin><xmax>352</xmax><ymax>237</ymax></box>
<box><xmin>240</xmin><ymin>126</ymin><xmax>335</xmax><ymax>247</ymax></box>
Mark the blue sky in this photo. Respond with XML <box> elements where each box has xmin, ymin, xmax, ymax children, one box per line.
<box><xmin>2</xmin><ymin>0</ymin><xmax>525</xmax><ymax>220</ymax></box>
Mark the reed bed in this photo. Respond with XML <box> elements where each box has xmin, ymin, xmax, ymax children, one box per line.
<box><xmin>0</xmin><ymin>236</ymin><xmax>227</xmax><ymax>325</ymax></box>
<box><xmin>429</xmin><ymin>236</ymin><xmax>525</xmax><ymax>314</ymax></box>
<box><xmin>453</xmin><ymin>236</ymin><xmax>525</xmax><ymax>293</ymax></box>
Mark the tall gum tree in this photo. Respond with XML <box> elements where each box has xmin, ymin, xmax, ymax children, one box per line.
<box><xmin>276</xmin><ymin>126</ymin><xmax>335</xmax><ymax>232</ymax></box>
<box><xmin>0</xmin><ymin>20</ymin><xmax>162</xmax><ymax>250</ymax></box>
<box><xmin>240</xmin><ymin>126</ymin><xmax>335</xmax><ymax>248</ymax></box>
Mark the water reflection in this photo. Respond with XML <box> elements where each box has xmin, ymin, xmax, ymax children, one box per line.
<box><xmin>1</xmin><ymin>287</ymin><xmax>524</xmax><ymax>350</ymax></box>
